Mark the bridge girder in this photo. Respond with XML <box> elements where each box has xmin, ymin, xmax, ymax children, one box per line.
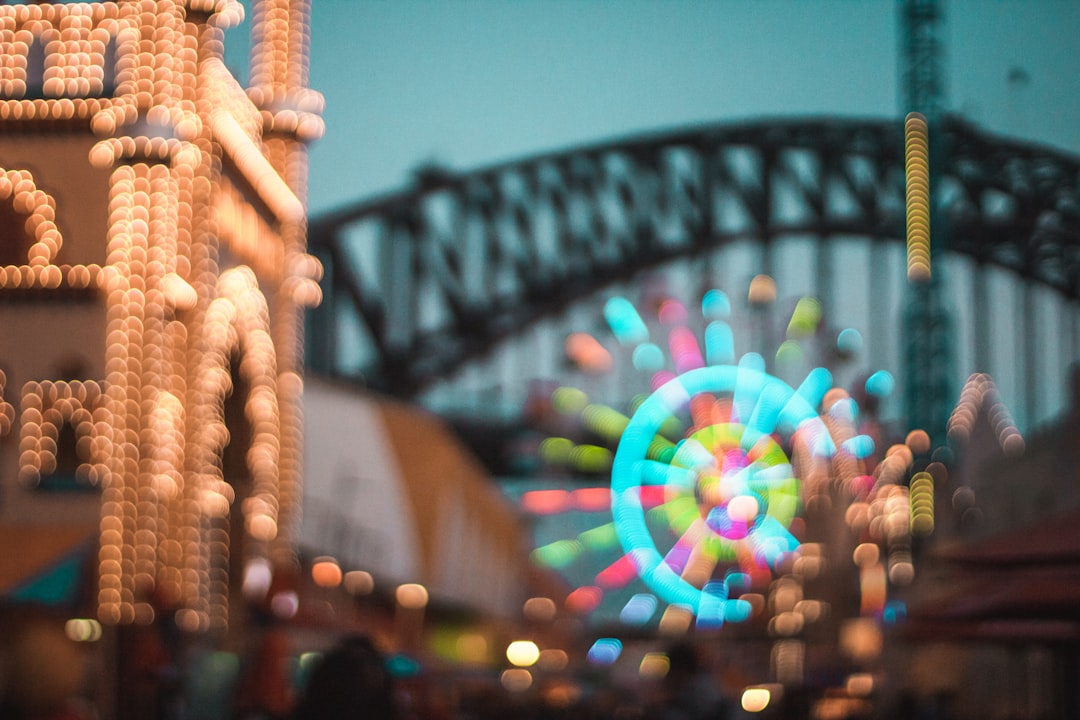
<box><xmin>307</xmin><ymin>116</ymin><xmax>1080</xmax><ymax>397</ymax></box>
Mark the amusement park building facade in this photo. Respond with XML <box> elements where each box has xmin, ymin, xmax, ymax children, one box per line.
<box><xmin>0</xmin><ymin>0</ymin><xmax>321</xmax><ymax>632</ymax></box>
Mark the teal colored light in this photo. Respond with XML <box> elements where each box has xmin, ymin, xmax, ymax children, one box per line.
<box><xmin>633</xmin><ymin>343</ymin><xmax>665</xmax><ymax>372</ymax></box>
<box><xmin>841</xmin><ymin>434</ymin><xmax>875</xmax><ymax>459</ymax></box>
<box><xmin>701</xmin><ymin>289</ymin><xmax>731</xmax><ymax>319</ymax></box>
<box><xmin>704</xmin><ymin>321</ymin><xmax>735</xmax><ymax>366</ymax></box>
<box><xmin>386</xmin><ymin>654</ymin><xmax>422</xmax><ymax>678</ymax></box>
<box><xmin>865</xmin><ymin>370</ymin><xmax>895</xmax><ymax>398</ymax></box>
<box><xmin>587</xmin><ymin>638</ymin><xmax>623</xmax><ymax>665</ymax></box>
<box><xmin>696</xmin><ymin>581</ymin><xmax>729</xmax><ymax>628</ymax></box>
<box><xmin>724</xmin><ymin>598</ymin><xmax>753</xmax><ymax>623</ymax></box>
<box><xmin>883</xmin><ymin>600</ymin><xmax>907</xmax><ymax>624</ymax></box>
<box><xmin>604</xmin><ymin>297</ymin><xmax>649</xmax><ymax>345</ymax></box>
<box><xmin>837</xmin><ymin>327</ymin><xmax>863</xmax><ymax>355</ymax></box>
<box><xmin>610</xmin><ymin>364</ymin><xmax>833</xmax><ymax>615</ymax></box>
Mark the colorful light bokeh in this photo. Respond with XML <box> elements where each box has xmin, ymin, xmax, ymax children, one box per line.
<box><xmin>523</xmin><ymin>282</ymin><xmax>931</xmax><ymax>637</ymax></box>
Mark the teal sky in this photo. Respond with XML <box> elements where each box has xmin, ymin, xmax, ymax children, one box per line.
<box><xmin>227</xmin><ymin>0</ymin><xmax>1080</xmax><ymax>217</ymax></box>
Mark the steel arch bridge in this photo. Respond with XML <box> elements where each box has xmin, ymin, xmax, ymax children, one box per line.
<box><xmin>306</xmin><ymin>115</ymin><xmax>1080</xmax><ymax>436</ymax></box>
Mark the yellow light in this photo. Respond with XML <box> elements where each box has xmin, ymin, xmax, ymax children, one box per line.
<box><xmin>910</xmin><ymin>471</ymin><xmax>935</xmax><ymax>536</ymax></box>
<box><xmin>65</xmin><ymin>618</ymin><xmax>103</xmax><ymax>642</ymax></box>
<box><xmin>639</xmin><ymin>652</ymin><xmax>670</xmax><ymax>679</ymax></box>
<box><xmin>506</xmin><ymin>640</ymin><xmax>540</xmax><ymax>667</ymax></box>
<box><xmin>905</xmin><ymin>112</ymin><xmax>931</xmax><ymax>281</ymax></box>
<box><xmin>741</xmin><ymin>687</ymin><xmax>772</xmax><ymax>713</ymax></box>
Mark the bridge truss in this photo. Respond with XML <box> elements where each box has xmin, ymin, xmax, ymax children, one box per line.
<box><xmin>306</xmin><ymin>116</ymin><xmax>1080</xmax><ymax>438</ymax></box>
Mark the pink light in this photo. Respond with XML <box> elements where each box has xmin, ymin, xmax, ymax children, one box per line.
<box><xmin>596</xmin><ymin>554</ymin><xmax>639</xmax><ymax>589</ymax></box>
<box><xmin>572</xmin><ymin>487</ymin><xmax>611</xmax><ymax>513</ymax></box>
<box><xmin>638</xmin><ymin>485</ymin><xmax>668</xmax><ymax>508</ymax></box>
<box><xmin>521</xmin><ymin>490</ymin><xmax>571</xmax><ymax>515</ymax></box>
<box><xmin>658</xmin><ymin>299</ymin><xmax>689</xmax><ymax>325</ymax></box>
<box><xmin>669</xmin><ymin>326</ymin><xmax>704</xmax><ymax>374</ymax></box>
<box><xmin>651</xmin><ymin>370</ymin><xmax>676</xmax><ymax>391</ymax></box>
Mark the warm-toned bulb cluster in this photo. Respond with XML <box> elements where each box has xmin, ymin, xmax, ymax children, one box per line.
<box><xmin>39</xmin><ymin>15</ymin><xmax>113</xmax><ymax>98</ymax></box>
<box><xmin>97</xmin><ymin>161</ymin><xmax>182</xmax><ymax>626</ymax></box>
<box><xmin>0</xmin><ymin>167</ymin><xmax>61</xmax><ymax>264</ymax></box>
<box><xmin>0</xmin><ymin>27</ymin><xmax>31</xmax><ymax>97</ymax></box>
<box><xmin>0</xmin><ymin>2</ymin><xmax>121</xmax><ymax>120</ymax></box>
<box><xmin>905</xmin><ymin>112</ymin><xmax>931</xmax><ymax>282</ymax></box>
<box><xmin>284</xmin><ymin>251</ymin><xmax>322</xmax><ymax>307</ymax></box>
<box><xmin>113</xmin><ymin>10</ymin><xmax>188</xmax><ymax>111</ymax></box>
<box><xmin>947</xmin><ymin>372</ymin><xmax>1023</xmax><ymax>454</ymax></box>
<box><xmin>249</xmin><ymin>85</ymin><xmax>325</xmax><ymax>145</ymax></box>
<box><xmin>0</xmin><ymin>370</ymin><xmax>14</xmax><ymax>437</ymax></box>
<box><xmin>866</xmin><ymin>484</ymin><xmax>914</xmax><ymax>586</ymax></box>
<box><xmin>212</xmin><ymin>110</ymin><xmax>304</xmax><ymax>224</ymax></box>
<box><xmin>89</xmin><ymin>135</ymin><xmax>191</xmax><ymax>168</ymax></box>
<box><xmin>204</xmin><ymin>267</ymin><xmax>282</xmax><ymax>543</ymax></box>
<box><xmin>18</xmin><ymin>380</ymin><xmax>105</xmax><ymax>487</ymax></box>
<box><xmin>188</xmin><ymin>0</ymin><xmax>246</xmax><ymax>28</ymax></box>
<box><xmin>250</xmin><ymin>0</ymin><xmax>310</xmax><ymax>93</ymax></box>
<box><xmin>0</xmin><ymin>0</ymin><xmax>316</xmax><ymax>630</ymax></box>
<box><xmin>0</xmin><ymin>95</ymin><xmax>110</xmax><ymax>121</ymax></box>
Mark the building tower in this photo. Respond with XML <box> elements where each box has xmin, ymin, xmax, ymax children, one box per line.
<box><xmin>899</xmin><ymin>0</ymin><xmax>953</xmax><ymax>445</ymax></box>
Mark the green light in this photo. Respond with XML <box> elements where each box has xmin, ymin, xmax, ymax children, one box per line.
<box><xmin>552</xmin><ymin>386</ymin><xmax>589</xmax><ymax>414</ymax></box>
<box><xmin>582</xmin><ymin>404</ymin><xmax>628</xmax><ymax>442</ymax></box>
<box><xmin>539</xmin><ymin>437</ymin><xmax>574</xmax><ymax>464</ymax></box>
<box><xmin>579</xmin><ymin>523</ymin><xmax>619</xmax><ymax>551</ymax></box>
<box><xmin>531</xmin><ymin>540</ymin><xmax>582</xmax><ymax>568</ymax></box>
<box><xmin>570</xmin><ymin>444</ymin><xmax>613</xmax><ymax>472</ymax></box>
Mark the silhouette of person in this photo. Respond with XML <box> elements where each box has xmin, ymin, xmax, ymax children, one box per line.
<box><xmin>290</xmin><ymin>635</ymin><xmax>398</xmax><ymax>720</ymax></box>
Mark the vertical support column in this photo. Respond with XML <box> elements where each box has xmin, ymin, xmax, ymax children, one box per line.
<box><xmin>1022</xmin><ymin>282</ymin><xmax>1037</xmax><ymax>431</ymax></box>
<box><xmin>973</xmin><ymin>262</ymin><xmax>990</xmax><ymax>372</ymax></box>
<box><xmin>249</xmin><ymin>0</ymin><xmax>321</xmax><ymax>570</ymax></box>
<box><xmin>868</xmin><ymin>239</ymin><xmax>889</xmax><ymax>376</ymax></box>
<box><xmin>815</xmin><ymin>234</ymin><xmax>833</xmax><ymax>366</ymax></box>
<box><xmin>98</xmin><ymin>159</ymin><xmax>179</xmax><ymax>627</ymax></box>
